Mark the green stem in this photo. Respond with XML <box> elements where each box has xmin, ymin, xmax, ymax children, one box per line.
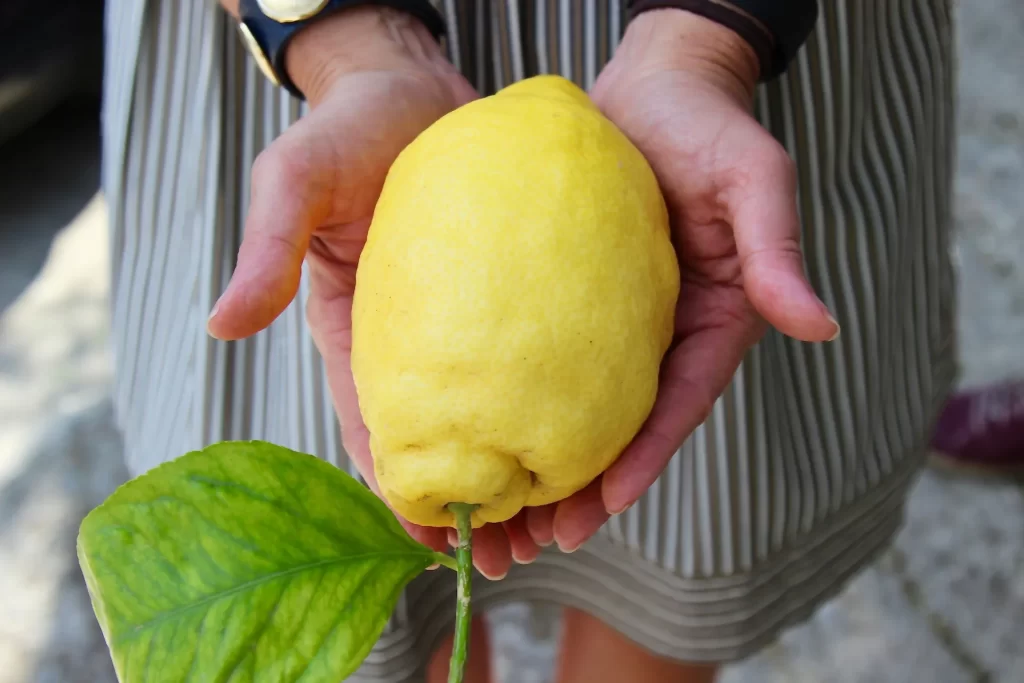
<box><xmin>434</xmin><ymin>553</ymin><xmax>459</xmax><ymax>572</ymax></box>
<box><xmin>447</xmin><ymin>503</ymin><xmax>475</xmax><ymax>683</ymax></box>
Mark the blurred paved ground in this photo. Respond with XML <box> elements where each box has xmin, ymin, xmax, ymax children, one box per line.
<box><xmin>1</xmin><ymin>2</ymin><xmax>1023</xmax><ymax>682</ymax></box>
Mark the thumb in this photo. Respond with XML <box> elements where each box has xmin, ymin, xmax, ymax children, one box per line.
<box><xmin>206</xmin><ymin>126</ymin><xmax>335</xmax><ymax>341</ymax></box>
<box><xmin>728</xmin><ymin>142</ymin><xmax>840</xmax><ymax>343</ymax></box>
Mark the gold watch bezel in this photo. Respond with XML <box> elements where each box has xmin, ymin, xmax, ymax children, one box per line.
<box><xmin>256</xmin><ymin>0</ymin><xmax>331</xmax><ymax>23</ymax></box>
<box><xmin>237</xmin><ymin>22</ymin><xmax>280</xmax><ymax>86</ymax></box>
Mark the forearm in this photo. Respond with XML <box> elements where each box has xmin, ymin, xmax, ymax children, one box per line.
<box><xmin>619</xmin><ymin>9</ymin><xmax>760</xmax><ymax>99</ymax></box>
<box><xmin>627</xmin><ymin>0</ymin><xmax>819</xmax><ymax>81</ymax></box>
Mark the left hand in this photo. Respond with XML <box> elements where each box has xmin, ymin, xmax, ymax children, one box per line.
<box><xmin>528</xmin><ymin>9</ymin><xmax>840</xmax><ymax>552</ymax></box>
<box><xmin>205</xmin><ymin>8</ymin><xmax>525</xmax><ymax>578</ymax></box>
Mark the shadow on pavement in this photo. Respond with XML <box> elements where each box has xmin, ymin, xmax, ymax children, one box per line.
<box><xmin>0</xmin><ymin>96</ymin><xmax>101</xmax><ymax>316</ymax></box>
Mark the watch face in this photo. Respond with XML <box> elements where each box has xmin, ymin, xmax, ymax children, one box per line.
<box><xmin>257</xmin><ymin>0</ymin><xmax>330</xmax><ymax>22</ymax></box>
<box><xmin>238</xmin><ymin>22</ymin><xmax>280</xmax><ymax>86</ymax></box>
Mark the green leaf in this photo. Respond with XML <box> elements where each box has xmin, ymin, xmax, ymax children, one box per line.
<box><xmin>77</xmin><ymin>440</ymin><xmax>438</xmax><ymax>683</ymax></box>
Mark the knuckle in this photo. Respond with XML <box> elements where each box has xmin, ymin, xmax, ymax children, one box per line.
<box><xmin>756</xmin><ymin>140</ymin><xmax>796</xmax><ymax>181</ymax></box>
<box><xmin>250</xmin><ymin>148</ymin><xmax>279</xmax><ymax>188</ymax></box>
<box><xmin>304</xmin><ymin>295</ymin><xmax>318</xmax><ymax>330</ymax></box>
<box><xmin>725</xmin><ymin>138</ymin><xmax>797</xmax><ymax>199</ymax></box>
<box><xmin>691</xmin><ymin>393</ymin><xmax>716</xmax><ymax>428</ymax></box>
<box><xmin>666</xmin><ymin>372</ymin><xmax>716</xmax><ymax>429</ymax></box>
<box><xmin>251</xmin><ymin>141</ymin><xmax>315</xmax><ymax>191</ymax></box>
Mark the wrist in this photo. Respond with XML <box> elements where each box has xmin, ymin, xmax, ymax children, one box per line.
<box><xmin>285</xmin><ymin>6</ymin><xmax>445</xmax><ymax>105</ymax></box>
<box><xmin>619</xmin><ymin>9</ymin><xmax>759</xmax><ymax>105</ymax></box>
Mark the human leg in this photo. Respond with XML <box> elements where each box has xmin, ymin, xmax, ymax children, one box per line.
<box><xmin>556</xmin><ymin>608</ymin><xmax>717</xmax><ymax>683</ymax></box>
<box><xmin>426</xmin><ymin>616</ymin><xmax>493</xmax><ymax>683</ymax></box>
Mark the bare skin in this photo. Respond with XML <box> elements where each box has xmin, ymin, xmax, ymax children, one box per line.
<box><xmin>211</xmin><ymin>3</ymin><xmax>834</xmax><ymax>682</ymax></box>
<box><xmin>426</xmin><ymin>617</ymin><xmax>493</xmax><ymax>683</ymax></box>
<box><xmin>557</xmin><ymin>608</ymin><xmax>717</xmax><ymax>683</ymax></box>
<box><xmin>424</xmin><ymin>608</ymin><xmax>718</xmax><ymax>683</ymax></box>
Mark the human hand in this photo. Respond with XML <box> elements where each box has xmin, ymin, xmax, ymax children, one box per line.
<box><xmin>528</xmin><ymin>9</ymin><xmax>840</xmax><ymax>552</ymax></box>
<box><xmin>205</xmin><ymin>8</ymin><xmax>530</xmax><ymax>578</ymax></box>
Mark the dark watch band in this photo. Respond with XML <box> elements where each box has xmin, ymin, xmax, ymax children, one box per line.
<box><xmin>627</xmin><ymin>0</ymin><xmax>819</xmax><ymax>82</ymax></box>
<box><xmin>239</xmin><ymin>0</ymin><xmax>446</xmax><ymax>99</ymax></box>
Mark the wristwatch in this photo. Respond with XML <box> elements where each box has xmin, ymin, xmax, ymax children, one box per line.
<box><xmin>237</xmin><ymin>0</ymin><xmax>446</xmax><ymax>99</ymax></box>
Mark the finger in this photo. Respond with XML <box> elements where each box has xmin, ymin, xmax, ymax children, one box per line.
<box><xmin>470</xmin><ymin>523</ymin><xmax>512</xmax><ymax>581</ymax></box>
<box><xmin>304</xmin><ymin>286</ymin><xmax>381</xmax><ymax>479</ymax></box>
<box><xmin>303</xmin><ymin>292</ymin><xmax>439</xmax><ymax>555</ymax></box>
<box><xmin>310</xmin><ymin>292</ymin><xmax>369</xmax><ymax>485</ymax></box>
<box><xmin>344</xmin><ymin>411</ymin><xmax>446</xmax><ymax>559</ymax></box>
<box><xmin>525</xmin><ymin>504</ymin><xmax>556</xmax><ymax>547</ymax></box>
<box><xmin>503</xmin><ymin>514</ymin><xmax>541</xmax><ymax>565</ymax></box>
<box><xmin>552</xmin><ymin>480</ymin><xmax>609</xmax><ymax>553</ymax></box>
<box><xmin>403</xmin><ymin>520</ymin><xmax>449</xmax><ymax>555</ymax></box>
<box><xmin>313</xmin><ymin>328</ymin><xmax>443</xmax><ymax>551</ymax></box>
<box><xmin>305</xmin><ymin>286</ymin><xmax>378</xmax><ymax>491</ymax></box>
<box><xmin>602</xmin><ymin>319</ymin><xmax>758</xmax><ymax>515</ymax></box>
<box><xmin>305</xmin><ymin>294</ymin><xmax>446</xmax><ymax>557</ymax></box>
<box><xmin>207</xmin><ymin>125</ymin><xmax>336</xmax><ymax>341</ymax></box>
<box><xmin>727</xmin><ymin>142</ymin><xmax>839</xmax><ymax>342</ymax></box>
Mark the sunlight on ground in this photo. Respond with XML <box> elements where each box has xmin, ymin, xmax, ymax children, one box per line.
<box><xmin>0</xmin><ymin>193</ymin><xmax>118</xmax><ymax>683</ymax></box>
<box><xmin>0</xmin><ymin>194</ymin><xmax>110</xmax><ymax>475</ymax></box>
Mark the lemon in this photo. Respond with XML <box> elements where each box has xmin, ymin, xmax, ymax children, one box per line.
<box><xmin>351</xmin><ymin>75</ymin><xmax>679</xmax><ymax>528</ymax></box>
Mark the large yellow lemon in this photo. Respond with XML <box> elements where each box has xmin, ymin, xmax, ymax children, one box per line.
<box><xmin>351</xmin><ymin>75</ymin><xmax>679</xmax><ymax>528</ymax></box>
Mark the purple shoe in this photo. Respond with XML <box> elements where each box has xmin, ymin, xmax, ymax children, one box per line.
<box><xmin>930</xmin><ymin>380</ymin><xmax>1024</xmax><ymax>472</ymax></box>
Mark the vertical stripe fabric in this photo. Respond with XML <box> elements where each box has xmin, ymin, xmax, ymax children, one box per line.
<box><xmin>102</xmin><ymin>0</ymin><xmax>956</xmax><ymax>676</ymax></box>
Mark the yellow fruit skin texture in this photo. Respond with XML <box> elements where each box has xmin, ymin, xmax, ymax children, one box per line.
<box><xmin>351</xmin><ymin>75</ymin><xmax>679</xmax><ymax>528</ymax></box>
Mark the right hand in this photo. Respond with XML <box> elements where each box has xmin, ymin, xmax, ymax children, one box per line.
<box><xmin>206</xmin><ymin>8</ymin><xmax>531</xmax><ymax>578</ymax></box>
<box><xmin>529</xmin><ymin>10</ymin><xmax>839</xmax><ymax>552</ymax></box>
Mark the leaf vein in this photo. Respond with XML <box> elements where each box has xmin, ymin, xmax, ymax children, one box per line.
<box><xmin>217</xmin><ymin>577</ymin><xmax>290</xmax><ymax>683</ymax></box>
<box><xmin>184</xmin><ymin>609</ymin><xmax>208</xmax><ymax>682</ymax></box>
<box><xmin>292</xmin><ymin>568</ymin><xmax>379</xmax><ymax>683</ymax></box>
<box><xmin>182</xmin><ymin>474</ymin><xmax>410</xmax><ymax>550</ymax></box>
<box><xmin>177</xmin><ymin>477</ymin><xmax>382</xmax><ymax>549</ymax></box>
<box><xmin>112</xmin><ymin>552</ymin><xmax>428</xmax><ymax>647</ymax></box>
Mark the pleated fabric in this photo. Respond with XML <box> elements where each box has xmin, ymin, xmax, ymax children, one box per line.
<box><xmin>102</xmin><ymin>0</ymin><xmax>957</xmax><ymax>675</ymax></box>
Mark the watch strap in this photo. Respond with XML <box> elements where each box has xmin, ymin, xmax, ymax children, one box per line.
<box><xmin>627</xmin><ymin>0</ymin><xmax>819</xmax><ymax>82</ymax></box>
<box><xmin>239</xmin><ymin>0</ymin><xmax>446</xmax><ymax>99</ymax></box>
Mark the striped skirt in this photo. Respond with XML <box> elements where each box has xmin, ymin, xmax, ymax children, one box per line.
<box><xmin>102</xmin><ymin>0</ymin><xmax>957</xmax><ymax>677</ymax></box>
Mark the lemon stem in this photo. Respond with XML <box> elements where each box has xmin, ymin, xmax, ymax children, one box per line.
<box><xmin>447</xmin><ymin>503</ymin><xmax>476</xmax><ymax>683</ymax></box>
<box><xmin>434</xmin><ymin>553</ymin><xmax>459</xmax><ymax>571</ymax></box>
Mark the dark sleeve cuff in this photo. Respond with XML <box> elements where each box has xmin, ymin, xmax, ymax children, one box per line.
<box><xmin>626</xmin><ymin>0</ymin><xmax>819</xmax><ymax>82</ymax></box>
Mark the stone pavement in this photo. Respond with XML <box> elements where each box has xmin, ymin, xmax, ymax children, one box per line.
<box><xmin>1</xmin><ymin>1</ymin><xmax>1022</xmax><ymax>681</ymax></box>
<box><xmin>0</xmin><ymin>103</ymin><xmax>122</xmax><ymax>683</ymax></box>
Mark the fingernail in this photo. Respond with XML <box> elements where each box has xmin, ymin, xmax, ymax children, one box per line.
<box><xmin>512</xmin><ymin>551</ymin><xmax>537</xmax><ymax>565</ymax></box>
<box><xmin>426</xmin><ymin>563</ymin><xmax>440</xmax><ymax>571</ymax></box>
<box><xmin>535</xmin><ymin>538</ymin><xmax>554</xmax><ymax>548</ymax></box>
<box><xmin>207</xmin><ymin>296</ymin><xmax>223</xmax><ymax>323</ymax></box>
<box><xmin>610</xmin><ymin>502</ymin><xmax>633</xmax><ymax>516</ymax></box>
<box><xmin>827</xmin><ymin>314</ymin><xmax>841</xmax><ymax>342</ymax></box>
<box><xmin>206</xmin><ymin>298</ymin><xmax>224</xmax><ymax>339</ymax></box>
<box><xmin>480</xmin><ymin>568</ymin><xmax>508</xmax><ymax>581</ymax></box>
<box><xmin>557</xmin><ymin>540</ymin><xmax>582</xmax><ymax>554</ymax></box>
